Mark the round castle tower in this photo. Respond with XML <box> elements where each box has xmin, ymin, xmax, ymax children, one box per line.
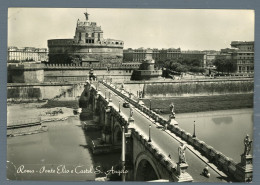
<box><xmin>141</xmin><ymin>52</ymin><xmax>155</xmax><ymax>71</ymax></box>
<box><xmin>131</xmin><ymin>50</ymin><xmax>162</xmax><ymax>80</ymax></box>
<box><xmin>48</xmin><ymin>10</ymin><xmax>124</xmax><ymax>64</ymax></box>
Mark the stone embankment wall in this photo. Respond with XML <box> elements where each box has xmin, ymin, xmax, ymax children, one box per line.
<box><xmin>101</xmin><ymin>81</ymin><xmax>247</xmax><ymax>182</ymax></box>
<box><xmin>8</xmin><ymin>68</ymin><xmax>44</xmax><ymax>83</ymax></box>
<box><xmin>8</xmin><ymin>63</ymin><xmax>140</xmax><ymax>83</ymax></box>
<box><xmin>143</xmin><ymin>79</ymin><xmax>253</xmax><ymax>97</ymax></box>
<box><xmin>44</xmin><ymin>69</ymin><xmax>133</xmax><ymax>83</ymax></box>
<box><xmin>7</xmin><ymin>83</ymin><xmax>85</xmax><ymax>102</ymax></box>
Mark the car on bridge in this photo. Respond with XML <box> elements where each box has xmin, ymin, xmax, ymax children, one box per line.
<box><xmin>123</xmin><ymin>101</ymin><xmax>130</xmax><ymax>108</ymax></box>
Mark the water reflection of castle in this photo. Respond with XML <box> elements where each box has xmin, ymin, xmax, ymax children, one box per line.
<box><xmin>48</xmin><ymin>10</ymin><xmax>124</xmax><ymax>64</ymax></box>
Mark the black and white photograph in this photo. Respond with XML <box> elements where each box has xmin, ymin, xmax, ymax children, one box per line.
<box><xmin>7</xmin><ymin>8</ymin><xmax>254</xmax><ymax>182</ymax></box>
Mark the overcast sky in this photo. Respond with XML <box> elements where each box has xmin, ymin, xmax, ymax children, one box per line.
<box><xmin>8</xmin><ymin>8</ymin><xmax>254</xmax><ymax>50</ymax></box>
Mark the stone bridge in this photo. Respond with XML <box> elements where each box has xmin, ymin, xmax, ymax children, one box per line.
<box><xmin>81</xmin><ymin>80</ymin><xmax>253</xmax><ymax>182</ymax></box>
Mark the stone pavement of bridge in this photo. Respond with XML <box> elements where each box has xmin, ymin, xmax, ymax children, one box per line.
<box><xmin>96</xmin><ymin>82</ymin><xmax>230</xmax><ymax>182</ymax></box>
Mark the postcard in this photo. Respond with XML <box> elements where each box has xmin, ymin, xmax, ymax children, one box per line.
<box><xmin>7</xmin><ymin>8</ymin><xmax>254</xmax><ymax>182</ymax></box>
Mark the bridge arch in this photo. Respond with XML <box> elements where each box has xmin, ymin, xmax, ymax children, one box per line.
<box><xmin>99</xmin><ymin>103</ymin><xmax>106</xmax><ymax>125</ymax></box>
<box><xmin>113</xmin><ymin>122</ymin><xmax>122</xmax><ymax>145</ymax></box>
<box><xmin>134</xmin><ymin>152</ymin><xmax>160</xmax><ymax>181</ymax></box>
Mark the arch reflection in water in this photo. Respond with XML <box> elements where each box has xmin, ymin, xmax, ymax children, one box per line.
<box><xmin>212</xmin><ymin>116</ymin><xmax>233</xmax><ymax>125</ymax></box>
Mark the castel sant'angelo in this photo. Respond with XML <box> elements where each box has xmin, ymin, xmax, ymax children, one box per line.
<box><xmin>48</xmin><ymin>10</ymin><xmax>124</xmax><ymax>64</ymax></box>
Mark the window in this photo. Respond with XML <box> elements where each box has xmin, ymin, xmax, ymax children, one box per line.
<box><xmin>79</xmin><ymin>33</ymin><xmax>81</xmax><ymax>41</ymax></box>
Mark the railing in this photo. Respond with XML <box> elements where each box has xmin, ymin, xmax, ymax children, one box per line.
<box><xmin>99</xmin><ymin>80</ymin><xmax>243</xmax><ymax>181</ymax></box>
<box><xmin>44</xmin><ymin>63</ymin><xmax>140</xmax><ymax>70</ymax></box>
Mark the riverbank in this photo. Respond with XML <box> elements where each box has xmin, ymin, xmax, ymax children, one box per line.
<box><xmin>7</xmin><ymin>103</ymin><xmax>76</xmax><ymax>126</ymax></box>
<box><xmin>40</xmin><ymin>100</ymin><xmax>79</xmax><ymax>109</ymax></box>
<box><xmin>142</xmin><ymin>93</ymin><xmax>253</xmax><ymax>114</ymax></box>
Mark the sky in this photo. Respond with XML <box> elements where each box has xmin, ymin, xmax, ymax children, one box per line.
<box><xmin>8</xmin><ymin>8</ymin><xmax>254</xmax><ymax>50</ymax></box>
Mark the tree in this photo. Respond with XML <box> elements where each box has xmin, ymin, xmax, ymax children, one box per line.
<box><xmin>214</xmin><ymin>59</ymin><xmax>226</xmax><ymax>74</ymax></box>
<box><xmin>159</xmin><ymin>58</ymin><xmax>204</xmax><ymax>74</ymax></box>
<box><xmin>176</xmin><ymin>65</ymin><xmax>189</xmax><ymax>73</ymax></box>
<box><xmin>226</xmin><ymin>59</ymin><xmax>237</xmax><ymax>74</ymax></box>
<box><xmin>190</xmin><ymin>66</ymin><xmax>205</xmax><ymax>73</ymax></box>
<box><xmin>213</xmin><ymin>59</ymin><xmax>237</xmax><ymax>74</ymax></box>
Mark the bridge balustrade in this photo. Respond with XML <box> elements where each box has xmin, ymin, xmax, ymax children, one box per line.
<box><xmin>186</xmin><ymin>133</ymin><xmax>193</xmax><ymax>144</ymax></box>
<box><xmin>192</xmin><ymin>138</ymin><xmax>201</xmax><ymax>149</ymax></box>
<box><xmin>228</xmin><ymin>161</ymin><xmax>237</xmax><ymax>177</ymax></box>
<box><xmin>208</xmin><ymin>147</ymin><xmax>217</xmax><ymax>161</ymax></box>
<box><xmin>97</xmin><ymin>80</ymin><xmax>252</xmax><ymax>182</ymax></box>
<box><xmin>217</xmin><ymin>153</ymin><xmax>231</xmax><ymax>171</ymax></box>
<box><xmin>180</xmin><ymin>130</ymin><xmax>188</xmax><ymax>140</ymax></box>
<box><xmin>174</xmin><ymin>127</ymin><xmax>182</xmax><ymax>137</ymax></box>
<box><xmin>201</xmin><ymin>141</ymin><xmax>210</xmax><ymax>155</ymax></box>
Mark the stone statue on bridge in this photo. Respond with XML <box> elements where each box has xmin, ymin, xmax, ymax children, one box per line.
<box><xmin>130</xmin><ymin>106</ymin><xmax>133</xmax><ymax>118</ymax></box>
<box><xmin>244</xmin><ymin>134</ymin><xmax>253</xmax><ymax>156</ymax></box>
<box><xmin>170</xmin><ymin>103</ymin><xmax>175</xmax><ymax>118</ymax></box>
<box><xmin>121</xmin><ymin>83</ymin><xmax>125</xmax><ymax>90</ymax></box>
<box><xmin>178</xmin><ymin>142</ymin><xmax>187</xmax><ymax>163</ymax></box>
<box><xmin>139</xmin><ymin>91</ymin><xmax>143</xmax><ymax>98</ymax></box>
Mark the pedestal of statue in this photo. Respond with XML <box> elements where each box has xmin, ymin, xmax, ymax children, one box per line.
<box><xmin>172</xmin><ymin>162</ymin><xmax>193</xmax><ymax>182</ymax></box>
<box><xmin>241</xmin><ymin>154</ymin><xmax>253</xmax><ymax>167</ymax></box>
<box><xmin>169</xmin><ymin>114</ymin><xmax>178</xmax><ymax>125</ymax></box>
<box><xmin>177</xmin><ymin>162</ymin><xmax>189</xmax><ymax>175</ymax></box>
<box><xmin>235</xmin><ymin>154</ymin><xmax>253</xmax><ymax>182</ymax></box>
<box><xmin>128</xmin><ymin>117</ymin><xmax>135</xmax><ymax>129</ymax></box>
<box><xmin>169</xmin><ymin>114</ymin><xmax>175</xmax><ymax>119</ymax></box>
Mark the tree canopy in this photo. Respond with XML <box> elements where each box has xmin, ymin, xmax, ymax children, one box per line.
<box><xmin>155</xmin><ymin>58</ymin><xmax>204</xmax><ymax>73</ymax></box>
<box><xmin>213</xmin><ymin>59</ymin><xmax>237</xmax><ymax>74</ymax></box>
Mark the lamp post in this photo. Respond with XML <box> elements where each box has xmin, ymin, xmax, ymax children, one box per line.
<box><xmin>105</xmin><ymin>89</ymin><xmax>107</xmax><ymax>99</ymax></box>
<box><xmin>148</xmin><ymin>125</ymin><xmax>152</xmax><ymax>142</ymax></box>
<box><xmin>122</xmin><ymin>126</ymin><xmax>126</xmax><ymax>181</ymax></box>
<box><xmin>192</xmin><ymin>120</ymin><xmax>196</xmax><ymax>138</ymax></box>
<box><xmin>119</xmin><ymin>101</ymin><xmax>121</xmax><ymax>113</ymax></box>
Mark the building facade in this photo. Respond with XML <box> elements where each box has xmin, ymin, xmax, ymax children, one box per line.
<box><xmin>48</xmin><ymin>11</ymin><xmax>124</xmax><ymax>64</ymax></box>
<box><xmin>8</xmin><ymin>47</ymin><xmax>48</xmax><ymax>62</ymax></box>
<box><xmin>230</xmin><ymin>41</ymin><xmax>254</xmax><ymax>73</ymax></box>
<box><xmin>180</xmin><ymin>50</ymin><xmax>206</xmax><ymax>67</ymax></box>
<box><xmin>123</xmin><ymin>48</ymin><xmax>181</xmax><ymax>63</ymax></box>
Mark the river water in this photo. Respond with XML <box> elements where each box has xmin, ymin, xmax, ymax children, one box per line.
<box><xmin>162</xmin><ymin>108</ymin><xmax>254</xmax><ymax>162</ymax></box>
<box><xmin>7</xmin><ymin>105</ymin><xmax>120</xmax><ymax>181</ymax></box>
<box><xmin>7</xmin><ymin>104</ymin><xmax>253</xmax><ymax>180</ymax></box>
